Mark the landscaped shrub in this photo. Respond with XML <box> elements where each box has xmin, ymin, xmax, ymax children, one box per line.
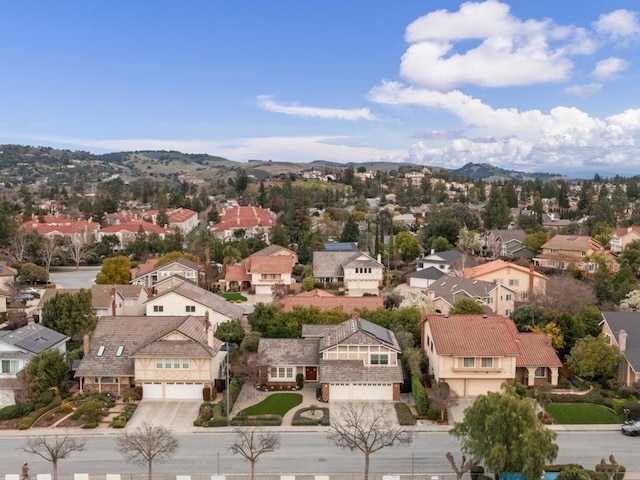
<box><xmin>394</xmin><ymin>402</ymin><xmax>416</xmax><ymax>426</ymax></box>
<box><xmin>18</xmin><ymin>398</ymin><xmax>62</xmax><ymax>430</ymax></box>
<box><xmin>110</xmin><ymin>416</ymin><xmax>127</xmax><ymax>428</ymax></box>
<box><xmin>617</xmin><ymin>386</ymin><xmax>636</xmax><ymax>399</ymax></box>
<box><xmin>0</xmin><ymin>404</ymin><xmax>29</xmax><ymax>420</ymax></box>
<box><xmin>230</xmin><ymin>414</ymin><xmax>282</xmax><ymax>426</ymax></box>
<box><xmin>470</xmin><ymin>466</ymin><xmax>484</xmax><ymax>480</ymax></box>
<box><xmin>134</xmin><ymin>386</ymin><xmax>143</xmax><ymax>400</ymax></box>
<box><xmin>623</xmin><ymin>401</ymin><xmax>640</xmax><ymax>420</ymax></box>
<box><xmin>71</xmin><ymin>400</ymin><xmax>105</xmax><ymax>424</ymax></box>
<box><xmin>193</xmin><ymin>418</ymin><xmax>204</xmax><ymax>427</ymax></box>
<box><xmin>595</xmin><ymin>462</ymin><xmax>625</xmax><ymax>480</ymax></box>
<box><xmin>412</xmin><ymin>373</ymin><xmax>428</xmax><ymax>416</ymax></box>
<box><xmin>296</xmin><ymin>373</ymin><xmax>304</xmax><ymax>389</ymax></box>
<box><xmin>558</xmin><ymin>466</ymin><xmax>591</xmax><ymax>480</ymax></box>
<box><xmin>207</xmin><ymin>417</ymin><xmax>229</xmax><ymax>427</ymax></box>
<box><xmin>60</xmin><ymin>401</ymin><xmax>73</xmax><ymax>414</ymax></box>
<box><xmin>426</xmin><ymin>407</ymin><xmax>441</xmax><ymax>421</ymax></box>
<box><xmin>83</xmin><ymin>421</ymin><xmax>99</xmax><ymax>429</ymax></box>
<box><xmin>203</xmin><ymin>387</ymin><xmax>211</xmax><ymax>402</ymax></box>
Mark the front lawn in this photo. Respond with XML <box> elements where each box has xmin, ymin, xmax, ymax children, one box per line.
<box><xmin>220</xmin><ymin>292</ymin><xmax>247</xmax><ymax>302</ymax></box>
<box><xmin>241</xmin><ymin>393</ymin><xmax>303</xmax><ymax>417</ymax></box>
<box><xmin>545</xmin><ymin>403</ymin><xmax>624</xmax><ymax>424</ymax></box>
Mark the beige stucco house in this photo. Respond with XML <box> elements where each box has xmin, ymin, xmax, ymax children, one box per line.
<box><xmin>463</xmin><ymin>259</ymin><xmax>547</xmax><ymax>302</ymax></box>
<box><xmin>130</xmin><ymin>257</ymin><xmax>201</xmax><ymax>292</ymax></box>
<box><xmin>423</xmin><ymin>314</ymin><xmax>561</xmax><ymax>397</ymax></box>
<box><xmin>426</xmin><ymin>276</ymin><xmax>517</xmax><ymax>317</ymax></box>
<box><xmin>534</xmin><ymin>234</ymin><xmax>618</xmax><ymax>275</ymax></box>
<box><xmin>313</xmin><ymin>251</ymin><xmax>384</xmax><ymax>296</ymax></box>
<box><xmin>75</xmin><ymin>314</ymin><xmax>225</xmax><ymax>399</ymax></box>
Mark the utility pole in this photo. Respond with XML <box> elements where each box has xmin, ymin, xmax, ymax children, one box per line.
<box><xmin>226</xmin><ymin>342</ymin><xmax>230</xmax><ymax>423</ymax></box>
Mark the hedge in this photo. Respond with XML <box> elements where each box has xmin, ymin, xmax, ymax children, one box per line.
<box><xmin>394</xmin><ymin>402</ymin><xmax>416</xmax><ymax>426</ymax></box>
<box><xmin>412</xmin><ymin>373</ymin><xmax>428</xmax><ymax>416</ymax></box>
<box><xmin>18</xmin><ymin>398</ymin><xmax>62</xmax><ymax>430</ymax></box>
<box><xmin>230</xmin><ymin>414</ymin><xmax>282</xmax><ymax>426</ymax></box>
<box><xmin>291</xmin><ymin>407</ymin><xmax>330</xmax><ymax>426</ymax></box>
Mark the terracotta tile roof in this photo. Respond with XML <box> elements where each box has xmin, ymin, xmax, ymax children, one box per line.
<box><xmin>319</xmin><ymin>359</ymin><xmax>403</xmax><ymax>383</ymax></box>
<box><xmin>252</xmin><ymin>245</ymin><xmax>297</xmax><ymax>258</ymax></box>
<box><xmin>224</xmin><ymin>265</ymin><xmax>251</xmax><ymax>283</ymax></box>
<box><xmin>426</xmin><ymin>314</ymin><xmax>521</xmax><ymax>356</ymax></box>
<box><xmin>463</xmin><ymin>259</ymin><xmax>547</xmax><ymax>280</ymax></box>
<box><xmin>168</xmin><ymin>207</ymin><xmax>198</xmax><ymax>223</ymax></box>
<box><xmin>614</xmin><ymin>226</ymin><xmax>640</xmax><ymax>237</ymax></box>
<box><xmin>212</xmin><ymin>206</ymin><xmax>276</xmax><ymax>232</ymax></box>
<box><xmin>100</xmin><ymin>221</ymin><xmax>170</xmax><ymax>235</ymax></box>
<box><xmin>282</xmin><ymin>290</ymin><xmax>383</xmax><ymax>312</ymax></box>
<box><xmin>0</xmin><ymin>262</ymin><xmax>17</xmax><ymax>277</ymax></box>
<box><xmin>517</xmin><ymin>333</ymin><xmax>562</xmax><ymax>367</ymax></box>
<box><xmin>248</xmin><ymin>255</ymin><xmax>294</xmax><ymax>274</ymax></box>
<box><xmin>23</xmin><ymin>220</ymin><xmax>100</xmax><ymax>236</ymax></box>
<box><xmin>130</xmin><ymin>258</ymin><xmax>160</xmax><ymax>278</ymax></box>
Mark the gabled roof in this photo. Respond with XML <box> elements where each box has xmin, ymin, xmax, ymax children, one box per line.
<box><xmin>224</xmin><ymin>265</ymin><xmax>251</xmax><ymax>284</ymax></box>
<box><xmin>486</xmin><ymin>230</ymin><xmax>526</xmax><ymax>242</ymax></box>
<box><xmin>601</xmin><ymin>312</ymin><xmax>640</xmax><ymax>372</ymax></box>
<box><xmin>247</xmin><ymin>255</ymin><xmax>293</xmax><ymax>274</ymax></box>
<box><xmin>463</xmin><ymin>259</ymin><xmax>547</xmax><ymax>280</ymax></box>
<box><xmin>0</xmin><ymin>262</ymin><xmax>17</xmax><ymax>277</ymax></box>
<box><xmin>407</xmin><ymin>267</ymin><xmax>446</xmax><ymax>280</ymax></box>
<box><xmin>282</xmin><ymin>289</ymin><xmax>383</xmax><ymax>312</ymax></box>
<box><xmin>319</xmin><ymin>317</ymin><xmax>400</xmax><ymax>352</ymax></box>
<box><xmin>257</xmin><ymin>338</ymin><xmax>320</xmax><ymax>366</ymax></box>
<box><xmin>150</xmin><ymin>282</ymin><xmax>244</xmax><ymax>319</ymax></box>
<box><xmin>75</xmin><ymin>315</ymin><xmax>216</xmax><ymax>377</ymax></box>
<box><xmin>132</xmin><ymin>257</ymin><xmax>200</xmax><ymax>281</ymax></box>
<box><xmin>517</xmin><ymin>333</ymin><xmax>562</xmax><ymax>367</ymax></box>
<box><xmin>319</xmin><ymin>359</ymin><xmax>403</xmax><ymax>383</ymax></box>
<box><xmin>427</xmin><ymin>277</ymin><xmax>509</xmax><ymax>305</ymax></box>
<box><xmin>212</xmin><ymin>205</ymin><xmax>276</xmax><ymax>232</ymax></box>
<box><xmin>541</xmin><ymin>234</ymin><xmax>603</xmax><ymax>251</ymax></box>
<box><xmin>313</xmin><ymin>251</ymin><xmax>382</xmax><ymax>278</ymax></box>
<box><xmin>100</xmin><ymin>222</ymin><xmax>170</xmax><ymax>235</ymax></box>
<box><xmin>252</xmin><ymin>244</ymin><xmax>297</xmax><ymax>258</ymax></box>
<box><xmin>0</xmin><ymin>323</ymin><xmax>68</xmax><ymax>354</ymax></box>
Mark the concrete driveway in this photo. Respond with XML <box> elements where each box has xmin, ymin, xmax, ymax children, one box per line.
<box><xmin>126</xmin><ymin>400</ymin><xmax>200</xmax><ymax>433</ymax></box>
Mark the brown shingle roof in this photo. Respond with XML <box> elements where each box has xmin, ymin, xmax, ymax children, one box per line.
<box><xmin>257</xmin><ymin>338</ymin><xmax>320</xmax><ymax>366</ymax></box>
<box><xmin>319</xmin><ymin>359</ymin><xmax>403</xmax><ymax>383</ymax></box>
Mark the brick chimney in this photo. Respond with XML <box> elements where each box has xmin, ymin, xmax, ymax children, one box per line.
<box><xmin>619</xmin><ymin>329</ymin><xmax>627</xmax><ymax>352</ymax></box>
<box><xmin>83</xmin><ymin>333</ymin><xmax>90</xmax><ymax>354</ymax></box>
<box><xmin>205</xmin><ymin>311</ymin><xmax>214</xmax><ymax>348</ymax></box>
<box><xmin>529</xmin><ymin>264</ymin><xmax>535</xmax><ymax>299</ymax></box>
<box><xmin>111</xmin><ymin>285</ymin><xmax>117</xmax><ymax>316</ymax></box>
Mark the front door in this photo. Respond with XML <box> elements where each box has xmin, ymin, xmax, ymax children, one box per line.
<box><xmin>305</xmin><ymin>366</ymin><xmax>317</xmax><ymax>381</ymax></box>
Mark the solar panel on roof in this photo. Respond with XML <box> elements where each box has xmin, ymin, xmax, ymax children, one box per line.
<box><xmin>323</xmin><ymin>242</ymin><xmax>358</xmax><ymax>251</ymax></box>
<box><xmin>360</xmin><ymin>319</ymin><xmax>393</xmax><ymax>345</ymax></box>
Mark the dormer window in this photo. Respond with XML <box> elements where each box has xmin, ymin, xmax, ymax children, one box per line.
<box><xmin>97</xmin><ymin>346</ymin><xmax>105</xmax><ymax>357</ymax></box>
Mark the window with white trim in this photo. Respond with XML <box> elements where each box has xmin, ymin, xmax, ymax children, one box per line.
<box><xmin>509</xmin><ymin>279</ymin><xmax>519</xmax><ymax>287</ymax></box>
<box><xmin>1</xmin><ymin>360</ymin><xmax>19</xmax><ymax>374</ymax></box>
<box><xmin>156</xmin><ymin>358</ymin><xmax>190</xmax><ymax>369</ymax></box>
<box><xmin>481</xmin><ymin>357</ymin><xmax>493</xmax><ymax>368</ymax></box>
<box><xmin>370</xmin><ymin>353</ymin><xmax>389</xmax><ymax>365</ymax></box>
<box><xmin>535</xmin><ymin>367</ymin><xmax>546</xmax><ymax>377</ymax></box>
<box><xmin>153</xmin><ymin>305</ymin><xmax>164</xmax><ymax>312</ymax></box>
<box><xmin>463</xmin><ymin>357</ymin><xmax>475</xmax><ymax>368</ymax></box>
<box><xmin>270</xmin><ymin>367</ymin><xmax>294</xmax><ymax>379</ymax></box>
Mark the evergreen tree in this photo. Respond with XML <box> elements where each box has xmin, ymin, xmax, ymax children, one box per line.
<box><xmin>340</xmin><ymin>215</ymin><xmax>360</xmax><ymax>243</ymax></box>
<box><xmin>481</xmin><ymin>187</ymin><xmax>511</xmax><ymax>229</ymax></box>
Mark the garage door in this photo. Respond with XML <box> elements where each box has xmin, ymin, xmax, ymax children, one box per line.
<box><xmin>165</xmin><ymin>382</ymin><xmax>204</xmax><ymax>399</ymax></box>
<box><xmin>143</xmin><ymin>382</ymin><xmax>163</xmax><ymax>399</ymax></box>
<box><xmin>329</xmin><ymin>383</ymin><xmax>393</xmax><ymax>401</ymax></box>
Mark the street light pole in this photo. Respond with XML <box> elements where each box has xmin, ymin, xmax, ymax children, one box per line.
<box><xmin>225</xmin><ymin>342</ymin><xmax>230</xmax><ymax>423</ymax></box>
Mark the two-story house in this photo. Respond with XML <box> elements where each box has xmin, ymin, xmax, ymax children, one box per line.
<box><xmin>98</xmin><ymin>222</ymin><xmax>171</xmax><ymax>251</ymax></box>
<box><xmin>426</xmin><ymin>276</ymin><xmax>517</xmax><ymax>317</ymax></box>
<box><xmin>224</xmin><ymin>245</ymin><xmax>297</xmax><ymax>294</ymax></box>
<box><xmin>534</xmin><ymin>235</ymin><xmax>618</xmax><ymax>275</ymax></box>
<box><xmin>167</xmin><ymin>208</ymin><xmax>199</xmax><ymax>236</ymax></box>
<box><xmin>463</xmin><ymin>259</ymin><xmax>547</xmax><ymax>302</ymax></box>
<box><xmin>601</xmin><ymin>311</ymin><xmax>640</xmax><ymax>387</ymax></box>
<box><xmin>258</xmin><ymin>316</ymin><xmax>403</xmax><ymax>401</ymax></box>
<box><xmin>313</xmin><ymin>250</ymin><xmax>383</xmax><ymax>296</ymax></box>
<box><xmin>610</xmin><ymin>227</ymin><xmax>640</xmax><ymax>254</ymax></box>
<box><xmin>131</xmin><ymin>257</ymin><xmax>202</xmax><ymax>292</ymax></box>
<box><xmin>210</xmin><ymin>205</ymin><xmax>276</xmax><ymax>242</ymax></box>
<box><xmin>422</xmin><ymin>314</ymin><xmax>561</xmax><ymax>397</ymax></box>
<box><xmin>481</xmin><ymin>230</ymin><xmax>527</xmax><ymax>259</ymax></box>
<box><xmin>75</xmin><ymin>314</ymin><xmax>225</xmax><ymax>399</ymax></box>
<box><xmin>415</xmin><ymin>250</ymin><xmax>479</xmax><ymax>274</ymax></box>
<box><xmin>145</xmin><ymin>282</ymin><xmax>244</xmax><ymax>329</ymax></box>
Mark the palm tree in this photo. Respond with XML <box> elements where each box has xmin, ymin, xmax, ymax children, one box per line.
<box><xmin>223</xmin><ymin>245</ymin><xmax>242</xmax><ymax>266</ymax></box>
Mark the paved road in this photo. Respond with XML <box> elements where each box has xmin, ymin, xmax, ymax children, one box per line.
<box><xmin>0</xmin><ymin>431</ymin><xmax>636</xmax><ymax>477</ymax></box>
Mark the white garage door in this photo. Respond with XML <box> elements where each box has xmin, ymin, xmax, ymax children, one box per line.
<box><xmin>143</xmin><ymin>382</ymin><xmax>163</xmax><ymax>399</ymax></box>
<box><xmin>330</xmin><ymin>383</ymin><xmax>393</xmax><ymax>401</ymax></box>
<box><xmin>165</xmin><ymin>382</ymin><xmax>204</xmax><ymax>399</ymax></box>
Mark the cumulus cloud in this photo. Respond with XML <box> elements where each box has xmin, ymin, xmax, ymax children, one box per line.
<box><xmin>592</xmin><ymin>57</ymin><xmax>628</xmax><ymax>80</ymax></box>
<box><xmin>594</xmin><ymin>9</ymin><xmax>640</xmax><ymax>42</ymax></box>
<box><xmin>256</xmin><ymin>95</ymin><xmax>376</xmax><ymax>121</ymax></box>
<box><xmin>563</xmin><ymin>83</ymin><xmax>602</xmax><ymax>97</ymax></box>
<box><xmin>400</xmin><ymin>0</ymin><xmax>596</xmax><ymax>90</ymax></box>
<box><xmin>411</xmin><ymin>130</ymin><xmax>465</xmax><ymax>140</ymax></box>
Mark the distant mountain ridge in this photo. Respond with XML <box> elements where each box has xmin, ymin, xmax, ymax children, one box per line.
<box><xmin>448</xmin><ymin>162</ymin><xmax>566</xmax><ymax>182</ymax></box>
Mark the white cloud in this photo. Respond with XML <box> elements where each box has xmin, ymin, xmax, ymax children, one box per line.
<box><xmin>563</xmin><ymin>83</ymin><xmax>602</xmax><ymax>97</ymax></box>
<box><xmin>399</xmin><ymin>0</ymin><xmax>596</xmax><ymax>90</ymax></box>
<box><xmin>592</xmin><ymin>57</ymin><xmax>628</xmax><ymax>80</ymax></box>
<box><xmin>256</xmin><ymin>95</ymin><xmax>376</xmax><ymax>121</ymax></box>
<box><xmin>594</xmin><ymin>9</ymin><xmax>640</xmax><ymax>42</ymax></box>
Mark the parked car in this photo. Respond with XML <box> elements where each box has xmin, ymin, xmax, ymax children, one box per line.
<box><xmin>621</xmin><ymin>421</ymin><xmax>640</xmax><ymax>436</ymax></box>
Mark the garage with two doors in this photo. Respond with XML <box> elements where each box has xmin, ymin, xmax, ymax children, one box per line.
<box><xmin>142</xmin><ymin>381</ymin><xmax>204</xmax><ymax>399</ymax></box>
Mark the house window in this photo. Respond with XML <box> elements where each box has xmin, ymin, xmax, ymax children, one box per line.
<box><xmin>486</xmin><ymin>297</ymin><xmax>493</xmax><ymax>304</ymax></box>
<box><xmin>370</xmin><ymin>353</ymin><xmax>389</xmax><ymax>365</ymax></box>
<box><xmin>481</xmin><ymin>358</ymin><xmax>493</xmax><ymax>368</ymax></box>
<box><xmin>506</xmin><ymin>294</ymin><xmax>512</xmax><ymax>301</ymax></box>
<box><xmin>270</xmin><ymin>367</ymin><xmax>294</xmax><ymax>379</ymax></box>
<box><xmin>185</xmin><ymin>305</ymin><xmax>196</xmax><ymax>313</ymax></box>
<box><xmin>156</xmin><ymin>359</ymin><xmax>163</xmax><ymax>368</ymax></box>
<box><xmin>581</xmin><ymin>251</ymin><xmax>587</xmax><ymax>256</ymax></box>
<box><xmin>550</xmin><ymin>248</ymin><xmax>559</xmax><ymax>254</ymax></box>
<box><xmin>509</xmin><ymin>279</ymin><xmax>519</xmax><ymax>287</ymax></box>
<box><xmin>97</xmin><ymin>346</ymin><xmax>105</xmax><ymax>357</ymax></box>
<box><xmin>115</xmin><ymin>346</ymin><xmax>124</xmax><ymax>357</ymax></box>
<box><xmin>153</xmin><ymin>305</ymin><xmax>164</xmax><ymax>313</ymax></box>
<box><xmin>587</xmin><ymin>263</ymin><xmax>596</xmax><ymax>272</ymax></box>
<box><xmin>101</xmin><ymin>377</ymin><xmax>115</xmax><ymax>384</ymax></box>
<box><xmin>156</xmin><ymin>358</ymin><xmax>189</xmax><ymax>369</ymax></box>
<box><xmin>505</xmin><ymin>309</ymin><xmax>511</xmax><ymax>316</ymax></box>
<box><xmin>125</xmin><ymin>299</ymin><xmax>133</xmax><ymax>306</ymax></box>
<box><xmin>1</xmin><ymin>360</ymin><xmax>19</xmax><ymax>374</ymax></box>
<box><xmin>463</xmin><ymin>357</ymin><xmax>475</xmax><ymax>368</ymax></box>
<box><xmin>185</xmin><ymin>271</ymin><xmax>196</xmax><ymax>278</ymax></box>
<box><xmin>535</xmin><ymin>367</ymin><xmax>546</xmax><ymax>377</ymax></box>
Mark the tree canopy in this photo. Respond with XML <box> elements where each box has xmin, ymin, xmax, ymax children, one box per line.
<box><xmin>566</xmin><ymin>335</ymin><xmax>622</xmax><ymax>381</ymax></box>
<box><xmin>41</xmin><ymin>290</ymin><xmax>97</xmax><ymax>340</ymax></box>
<box><xmin>95</xmin><ymin>255</ymin><xmax>131</xmax><ymax>284</ymax></box>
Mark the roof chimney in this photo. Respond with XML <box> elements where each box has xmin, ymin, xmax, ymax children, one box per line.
<box><xmin>111</xmin><ymin>285</ymin><xmax>117</xmax><ymax>316</ymax></box>
<box><xmin>83</xmin><ymin>333</ymin><xmax>90</xmax><ymax>355</ymax></box>
<box><xmin>619</xmin><ymin>329</ymin><xmax>627</xmax><ymax>352</ymax></box>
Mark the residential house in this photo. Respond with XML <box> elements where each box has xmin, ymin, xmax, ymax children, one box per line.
<box><xmin>0</xmin><ymin>321</ymin><xmax>69</xmax><ymax>406</ymax></box>
<box><xmin>167</xmin><ymin>208</ymin><xmax>199</xmax><ymax>236</ymax></box>
<box><xmin>534</xmin><ymin>234</ymin><xmax>618</xmax><ymax>275</ymax></box>
<box><xmin>313</xmin><ymin>250</ymin><xmax>383</xmax><ymax>296</ymax></box>
<box><xmin>482</xmin><ymin>230</ymin><xmax>527</xmax><ymax>258</ymax></box>
<box><xmin>131</xmin><ymin>257</ymin><xmax>202</xmax><ymax>292</ymax></box>
<box><xmin>224</xmin><ymin>247</ymin><xmax>296</xmax><ymax>294</ymax></box>
<box><xmin>415</xmin><ymin>250</ymin><xmax>479</xmax><ymax>274</ymax></box>
<box><xmin>426</xmin><ymin>277</ymin><xmax>517</xmax><ymax>317</ymax></box>
<box><xmin>0</xmin><ymin>262</ymin><xmax>17</xmax><ymax>292</ymax></box>
<box><xmin>610</xmin><ymin>227</ymin><xmax>640</xmax><ymax>254</ymax></box>
<box><xmin>541</xmin><ymin>213</ymin><xmax>575</xmax><ymax>231</ymax></box>
<box><xmin>98</xmin><ymin>222</ymin><xmax>171</xmax><ymax>251</ymax></box>
<box><xmin>422</xmin><ymin>314</ymin><xmax>561</xmax><ymax>396</ymax></box>
<box><xmin>601</xmin><ymin>312</ymin><xmax>640</xmax><ymax>387</ymax></box>
<box><xmin>210</xmin><ymin>205</ymin><xmax>276</xmax><ymax>242</ymax></box>
<box><xmin>258</xmin><ymin>316</ymin><xmax>403</xmax><ymax>401</ymax></box>
<box><xmin>405</xmin><ymin>267</ymin><xmax>446</xmax><ymax>289</ymax></box>
<box><xmin>75</xmin><ymin>314</ymin><xmax>225</xmax><ymax>399</ymax></box>
<box><xmin>282</xmin><ymin>289</ymin><xmax>383</xmax><ymax>312</ymax></box>
<box><xmin>145</xmin><ymin>282</ymin><xmax>244</xmax><ymax>329</ymax></box>
<box><xmin>22</xmin><ymin>216</ymin><xmax>100</xmax><ymax>244</ymax></box>
<box><xmin>463</xmin><ymin>259</ymin><xmax>547</xmax><ymax>302</ymax></box>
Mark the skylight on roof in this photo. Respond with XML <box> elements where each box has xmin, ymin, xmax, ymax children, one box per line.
<box><xmin>115</xmin><ymin>345</ymin><xmax>124</xmax><ymax>357</ymax></box>
<box><xmin>97</xmin><ymin>345</ymin><xmax>105</xmax><ymax>357</ymax></box>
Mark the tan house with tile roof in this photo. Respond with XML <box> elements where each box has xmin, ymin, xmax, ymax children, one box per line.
<box><xmin>463</xmin><ymin>259</ymin><xmax>547</xmax><ymax>302</ymax></box>
<box><xmin>281</xmin><ymin>289</ymin><xmax>383</xmax><ymax>312</ymax></box>
<box><xmin>224</xmin><ymin>249</ymin><xmax>296</xmax><ymax>294</ymax></box>
<box><xmin>533</xmin><ymin>234</ymin><xmax>618</xmax><ymax>275</ymax></box>
<box><xmin>75</xmin><ymin>315</ymin><xmax>224</xmax><ymax>399</ymax></box>
<box><xmin>258</xmin><ymin>316</ymin><xmax>403</xmax><ymax>401</ymax></box>
<box><xmin>145</xmin><ymin>282</ymin><xmax>244</xmax><ymax>330</ymax></box>
<box><xmin>0</xmin><ymin>262</ymin><xmax>17</xmax><ymax>292</ymax></box>
<box><xmin>422</xmin><ymin>314</ymin><xmax>561</xmax><ymax>397</ymax></box>
<box><xmin>610</xmin><ymin>226</ymin><xmax>640</xmax><ymax>254</ymax></box>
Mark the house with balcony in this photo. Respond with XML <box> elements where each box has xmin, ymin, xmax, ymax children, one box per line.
<box><xmin>610</xmin><ymin>227</ymin><xmax>640</xmax><ymax>254</ymax></box>
<box><xmin>422</xmin><ymin>314</ymin><xmax>561</xmax><ymax>397</ymax></box>
<box><xmin>533</xmin><ymin>235</ymin><xmax>618</xmax><ymax>275</ymax></box>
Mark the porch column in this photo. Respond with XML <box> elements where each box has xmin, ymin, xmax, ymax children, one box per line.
<box><xmin>526</xmin><ymin>367</ymin><xmax>536</xmax><ymax>386</ymax></box>
<box><xmin>550</xmin><ymin>367</ymin><xmax>559</xmax><ymax>386</ymax></box>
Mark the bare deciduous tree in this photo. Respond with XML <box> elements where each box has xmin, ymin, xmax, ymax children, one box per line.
<box><xmin>329</xmin><ymin>403</ymin><xmax>411</xmax><ymax>480</ymax></box>
<box><xmin>7</xmin><ymin>227</ymin><xmax>28</xmax><ymax>263</ymax></box>
<box><xmin>230</xmin><ymin>427</ymin><xmax>280</xmax><ymax>480</ymax></box>
<box><xmin>40</xmin><ymin>236</ymin><xmax>60</xmax><ymax>273</ymax></box>
<box><xmin>427</xmin><ymin>382</ymin><xmax>459</xmax><ymax>423</ymax></box>
<box><xmin>446</xmin><ymin>452</ymin><xmax>479</xmax><ymax>480</ymax></box>
<box><xmin>65</xmin><ymin>235</ymin><xmax>94</xmax><ymax>270</ymax></box>
<box><xmin>116</xmin><ymin>422</ymin><xmax>179</xmax><ymax>480</ymax></box>
<box><xmin>24</xmin><ymin>433</ymin><xmax>86</xmax><ymax>480</ymax></box>
<box><xmin>530</xmin><ymin>274</ymin><xmax>596</xmax><ymax>315</ymax></box>
<box><xmin>599</xmin><ymin>455</ymin><xmax>621</xmax><ymax>480</ymax></box>
<box><xmin>231</xmin><ymin>350</ymin><xmax>270</xmax><ymax>397</ymax></box>
<box><xmin>271</xmin><ymin>282</ymin><xmax>288</xmax><ymax>305</ymax></box>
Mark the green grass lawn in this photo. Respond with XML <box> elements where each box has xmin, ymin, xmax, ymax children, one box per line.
<box><xmin>241</xmin><ymin>393</ymin><xmax>303</xmax><ymax>417</ymax></box>
<box><xmin>220</xmin><ymin>292</ymin><xmax>247</xmax><ymax>302</ymax></box>
<box><xmin>545</xmin><ymin>403</ymin><xmax>624</xmax><ymax>424</ymax></box>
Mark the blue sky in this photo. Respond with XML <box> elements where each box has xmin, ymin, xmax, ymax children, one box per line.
<box><xmin>2</xmin><ymin>1</ymin><xmax>640</xmax><ymax>176</ymax></box>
